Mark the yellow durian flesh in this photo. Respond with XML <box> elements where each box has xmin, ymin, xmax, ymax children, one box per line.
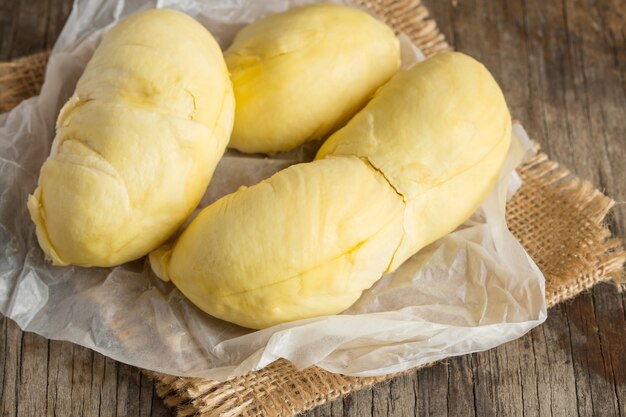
<box><xmin>27</xmin><ymin>9</ymin><xmax>235</xmax><ymax>267</ymax></box>
<box><xmin>151</xmin><ymin>51</ymin><xmax>511</xmax><ymax>329</ymax></box>
<box><xmin>317</xmin><ymin>52</ymin><xmax>512</xmax><ymax>270</ymax></box>
<box><xmin>150</xmin><ymin>156</ymin><xmax>405</xmax><ymax>329</ymax></box>
<box><xmin>225</xmin><ymin>2</ymin><xmax>400</xmax><ymax>154</ymax></box>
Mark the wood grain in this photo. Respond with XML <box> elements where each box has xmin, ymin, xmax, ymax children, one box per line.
<box><xmin>0</xmin><ymin>0</ymin><xmax>624</xmax><ymax>416</ymax></box>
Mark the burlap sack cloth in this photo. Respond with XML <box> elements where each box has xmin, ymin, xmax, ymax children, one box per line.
<box><xmin>1</xmin><ymin>0</ymin><xmax>624</xmax><ymax>416</ymax></box>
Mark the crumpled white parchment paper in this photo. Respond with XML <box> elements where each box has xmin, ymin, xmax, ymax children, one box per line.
<box><xmin>0</xmin><ymin>0</ymin><xmax>546</xmax><ymax>380</ymax></box>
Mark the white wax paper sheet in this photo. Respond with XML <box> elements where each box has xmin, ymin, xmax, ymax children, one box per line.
<box><xmin>0</xmin><ymin>0</ymin><xmax>546</xmax><ymax>380</ymax></box>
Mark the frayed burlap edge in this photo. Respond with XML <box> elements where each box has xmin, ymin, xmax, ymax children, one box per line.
<box><xmin>0</xmin><ymin>0</ymin><xmax>623</xmax><ymax>416</ymax></box>
<box><xmin>508</xmin><ymin>150</ymin><xmax>626</xmax><ymax>306</ymax></box>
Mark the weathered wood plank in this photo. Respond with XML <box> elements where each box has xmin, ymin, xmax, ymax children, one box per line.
<box><xmin>342</xmin><ymin>384</ymin><xmax>374</xmax><ymax>417</ymax></box>
<box><xmin>415</xmin><ymin>361</ymin><xmax>449</xmax><ymax>416</ymax></box>
<box><xmin>70</xmin><ymin>345</ymin><xmax>95</xmax><ymax>416</ymax></box>
<box><xmin>528</xmin><ymin>324</ymin><xmax>555</xmax><ymax>417</ymax></box>
<box><xmin>470</xmin><ymin>348</ymin><xmax>496</xmax><ymax>416</ymax></box>
<box><xmin>44</xmin><ymin>0</ymin><xmax>73</xmax><ymax>50</ymax></box>
<box><xmin>46</xmin><ymin>340</ymin><xmax>73</xmax><ymax>417</ymax></box>
<box><xmin>10</xmin><ymin>0</ymin><xmax>49</xmax><ymax>60</ymax></box>
<box><xmin>446</xmin><ymin>356</ymin><xmax>476</xmax><ymax>417</ymax></box>
<box><xmin>17</xmin><ymin>332</ymin><xmax>49</xmax><ymax>416</ymax></box>
<box><xmin>567</xmin><ymin>291</ymin><xmax>614</xmax><ymax>417</ymax></box>
<box><xmin>515</xmin><ymin>336</ymin><xmax>541</xmax><ymax>417</ymax></box>
<box><xmin>1</xmin><ymin>317</ymin><xmax>22</xmax><ymax>417</ymax></box>
<box><xmin>0</xmin><ymin>0</ymin><xmax>21</xmax><ymax>60</ymax></box>
<box><xmin>388</xmin><ymin>373</ymin><xmax>418</xmax><ymax>417</ymax></box>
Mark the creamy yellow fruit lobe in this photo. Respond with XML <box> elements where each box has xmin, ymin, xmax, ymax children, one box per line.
<box><xmin>28</xmin><ymin>9</ymin><xmax>235</xmax><ymax>267</ymax></box>
<box><xmin>225</xmin><ymin>2</ymin><xmax>401</xmax><ymax>154</ymax></box>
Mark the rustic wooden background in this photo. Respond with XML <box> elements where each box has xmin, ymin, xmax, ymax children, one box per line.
<box><xmin>1</xmin><ymin>0</ymin><xmax>625</xmax><ymax>416</ymax></box>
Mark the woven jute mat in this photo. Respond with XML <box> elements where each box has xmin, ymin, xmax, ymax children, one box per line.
<box><xmin>1</xmin><ymin>0</ymin><xmax>624</xmax><ymax>416</ymax></box>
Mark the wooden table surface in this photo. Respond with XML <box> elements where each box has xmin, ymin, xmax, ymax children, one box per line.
<box><xmin>1</xmin><ymin>0</ymin><xmax>625</xmax><ymax>416</ymax></box>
